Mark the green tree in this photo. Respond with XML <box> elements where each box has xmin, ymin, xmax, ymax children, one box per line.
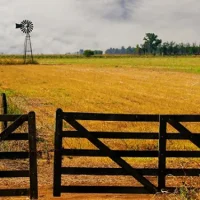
<box><xmin>83</xmin><ymin>50</ymin><xmax>94</xmax><ymax>57</ymax></box>
<box><xmin>93</xmin><ymin>50</ymin><xmax>103</xmax><ymax>55</ymax></box>
<box><xmin>168</xmin><ymin>41</ymin><xmax>175</xmax><ymax>55</ymax></box>
<box><xmin>143</xmin><ymin>33</ymin><xmax>162</xmax><ymax>55</ymax></box>
<box><xmin>135</xmin><ymin>44</ymin><xmax>141</xmax><ymax>55</ymax></box>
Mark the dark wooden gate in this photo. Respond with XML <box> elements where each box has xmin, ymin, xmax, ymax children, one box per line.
<box><xmin>0</xmin><ymin>112</ymin><xmax>38</xmax><ymax>199</ymax></box>
<box><xmin>53</xmin><ymin>109</ymin><xmax>200</xmax><ymax>196</ymax></box>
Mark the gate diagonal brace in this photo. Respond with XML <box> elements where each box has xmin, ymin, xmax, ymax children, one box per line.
<box><xmin>0</xmin><ymin>115</ymin><xmax>28</xmax><ymax>141</ymax></box>
<box><xmin>64</xmin><ymin>117</ymin><xmax>158</xmax><ymax>193</ymax></box>
<box><xmin>168</xmin><ymin>119</ymin><xmax>200</xmax><ymax>149</ymax></box>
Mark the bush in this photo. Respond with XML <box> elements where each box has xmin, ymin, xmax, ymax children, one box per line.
<box><xmin>83</xmin><ymin>50</ymin><xmax>94</xmax><ymax>57</ymax></box>
<box><xmin>0</xmin><ymin>58</ymin><xmax>39</xmax><ymax>65</ymax></box>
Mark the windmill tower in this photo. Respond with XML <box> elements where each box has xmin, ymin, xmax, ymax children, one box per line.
<box><xmin>16</xmin><ymin>20</ymin><xmax>34</xmax><ymax>64</ymax></box>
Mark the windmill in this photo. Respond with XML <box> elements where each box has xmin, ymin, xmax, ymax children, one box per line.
<box><xmin>16</xmin><ymin>20</ymin><xmax>34</xmax><ymax>64</ymax></box>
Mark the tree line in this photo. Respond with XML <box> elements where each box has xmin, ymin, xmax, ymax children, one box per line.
<box><xmin>105</xmin><ymin>33</ymin><xmax>200</xmax><ymax>56</ymax></box>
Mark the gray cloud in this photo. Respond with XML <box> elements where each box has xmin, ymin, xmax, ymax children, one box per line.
<box><xmin>75</xmin><ymin>0</ymin><xmax>140</xmax><ymax>22</ymax></box>
<box><xmin>0</xmin><ymin>0</ymin><xmax>199</xmax><ymax>54</ymax></box>
<box><xmin>104</xmin><ymin>0</ymin><xmax>141</xmax><ymax>21</ymax></box>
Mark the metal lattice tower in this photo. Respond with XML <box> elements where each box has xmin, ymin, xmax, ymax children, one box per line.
<box><xmin>16</xmin><ymin>20</ymin><xmax>34</xmax><ymax>64</ymax></box>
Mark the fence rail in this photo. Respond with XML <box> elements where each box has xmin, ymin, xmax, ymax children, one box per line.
<box><xmin>53</xmin><ymin>109</ymin><xmax>200</xmax><ymax>196</ymax></box>
<box><xmin>0</xmin><ymin>108</ymin><xmax>38</xmax><ymax>199</ymax></box>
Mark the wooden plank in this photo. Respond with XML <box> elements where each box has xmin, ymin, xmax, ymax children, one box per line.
<box><xmin>28</xmin><ymin>111</ymin><xmax>38</xmax><ymax>200</ymax></box>
<box><xmin>63</xmin><ymin>113</ymin><xmax>200</xmax><ymax>122</ymax></box>
<box><xmin>168</xmin><ymin>120</ymin><xmax>200</xmax><ymax>148</ymax></box>
<box><xmin>1</xmin><ymin>93</ymin><xmax>7</xmax><ymax>129</ymax></box>
<box><xmin>162</xmin><ymin>115</ymin><xmax>200</xmax><ymax>122</ymax></box>
<box><xmin>0</xmin><ymin>115</ymin><xmax>28</xmax><ymax>141</ymax></box>
<box><xmin>61</xmin><ymin>167</ymin><xmax>158</xmax><ymax>176</ymax></box>
<box><xmin>63</xmin><ymin>113</ymin><xmax>159</xmax><ymax>122</ymax></box>
<box><xmin>61</xmin><ymin>186</ymin><xmax>154</xmax><ymax>194</ymax></box>
<box><xmin>62</xmin><ymin>149</ymin><xmax>158</xmax><ymax>157</ymax></box>
<box><xmin>0</xmin><ymin>94</ymin><xmax>2</xmax><ymax>131</ymax></box>
<box><xmin>0</xmin><ymin>152</ymin><xmax>29</xmax><ymax>159</ymax></box>
<box><xmin>167</xmin><ymin>133</ymin><xmax>200</xmax><ymax>140</ymax></box>
<box><xmin>64</xmin><ymin>117</ymin><xmax>158</xmax><ymax>193</ymax></box>
<box><xmin>61</xmin><ymin>167</ymin><xmax>200</xmax><ymax>176</ymax></box>
<box><xmin>0</xmin><ymin>189</ymin><xmax>29</xmax><ymax>196</ymax></box>
<box><xmin>0</xmin><ymin>115</ymin><xmax>22</xmax><ymax>122</ymax></box>
<box><xmin>61</xmin><ymin>186</ymin><xmax>200</xmax><ymax>194</ymax></box>
<box><xmin>165</xmin><ymin>169</ymin><xmax>200</xmax><ymax>176</ymax></box>
<box><xmin>2</xmin><ymin>93</ymin><xmax>7</xmax><ymax>114</ymax></box>
<box><xmin>166</xmin><ymin>151</ymin><xmax>200</xmax><ymax>157</ymax></box>
<box><xmin>158</xmin><ymin>116</ymin><xmax>167</xmax><ymax>190</ymax></box>
<box><xmin>3</xmin><ymin>133</ymin><xmax>28</xmax><ymax>140</ymax></box>
<box><xmin>53</xmin><ymin>109</ymin><xmax>63</xmax><ymax>197</ymax></box>
<box><xmin>62</xmin><ymin>150</ymin><xmax>200</xmax><ymax>158</ymax></box>
<box><xmin>62</xmin><ymin>131</ymin><xmax>159</xmax><ymax>139</ymax></box>
<box><xmin>0</xmin><ymin>170</ymin><xmax>29</xmax><ymax>177</ymax></box>
<box><xmin>62</xmin><ymin>131</ymin><xmax>200</xmax><ymax>140</ymax></box>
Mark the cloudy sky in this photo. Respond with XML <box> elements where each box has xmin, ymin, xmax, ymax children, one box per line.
<box><xmin>0</xmin><ymin>0</ymin><xmax>200</xmax><ymax>54</ymax></box>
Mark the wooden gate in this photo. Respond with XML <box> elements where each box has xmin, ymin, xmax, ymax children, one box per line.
<box><xmin>53</xmin><ymin>109</ymin><xmax>200</xmax><ymax>196</ymax></box>
<box><xmin>0</xmin><ymin>112</ymin><xmax>38</xmax><ymax>199</ymax></box>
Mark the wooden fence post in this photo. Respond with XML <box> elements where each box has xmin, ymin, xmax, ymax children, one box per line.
<box><xmin>1</xmin><ymin>93</ymin><xmax>7</xmax><ymax>130</ymax></box>
<box><xmin>53</xmin><ymin>109</ymin><xmax>63</xmax><ymax>197</ymax></box>
<box><xmin>158</xmin><ymin>115</ymin><xmax>167</xmax><ymax>190</ymax></box>
<box><xmin>28</xmin><ymin>111</ymin><xmax>38</xmax><ymax>200</ymax></box>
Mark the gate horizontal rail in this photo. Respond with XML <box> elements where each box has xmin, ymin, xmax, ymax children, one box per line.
<box><xmin>62</xmin><ymin>131</ymin><xmax>200</xmax><ymax>139</ymax></box>
<box><xmin>61</xmin><ymin>149</ymin><xmax>200</xmax><ymax>157</ymax></box>
<box><xmin>61</xmin><ymin>167</ymin><xmax>200</xmax><ymax>176</ymax></box>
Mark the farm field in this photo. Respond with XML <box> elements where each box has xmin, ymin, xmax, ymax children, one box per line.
<box><xmin>34</xmin><ymin>56</ymin><xmax>200</xmax><ymax>74</ymax></box>
<box><xmin>0</xmin><ymin>56</ymin><xmax>200</xmax><ymax>199</ymax></box>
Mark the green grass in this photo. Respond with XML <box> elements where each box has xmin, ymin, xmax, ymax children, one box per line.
<box><xmin>7</xmin><ymin>101</ymin><xmax>22</xmax><ymax>114</ymax></box>
<box><xmin>0</xmin><ymin>57</ymin><xmax>39</xmax><ymax>65</ymax></box>
<box><xmin>0</xmin><ymin>89</ymin><xmax>16</xmax><ymax>96</ymax></box>
<box><xmin>0</xmin><ymin>89</ymin><xmax>22</xmax><ymax>114</ymax></box>
<box><xmin>36</xmin><ymin>56</ymin><xmax>200</xmax><ymax>74</ymax></box>
<box><xmin>0</xmin><ymin>55</ymin><xmax>200</xmax><ymax>73</ymax></box>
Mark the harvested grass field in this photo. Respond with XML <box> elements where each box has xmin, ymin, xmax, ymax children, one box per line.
<box><xmin>0</xmin><ymin>56</ymin><xmax>200</xmax><ymax>199</ymax></box>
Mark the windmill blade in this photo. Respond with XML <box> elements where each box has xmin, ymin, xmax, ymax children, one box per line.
<box><xmin>21</xmin><ymin>20</ymin><xmax>26</xmax><ymax>25</ymax></box>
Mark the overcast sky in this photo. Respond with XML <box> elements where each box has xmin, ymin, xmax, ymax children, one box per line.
<box><xmin>1</xmin><ymin>0</ymin><xmax>200</xmax><ymax>54</ymax></box>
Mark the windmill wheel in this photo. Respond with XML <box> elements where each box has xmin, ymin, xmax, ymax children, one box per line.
<box><xmin>20</xmin><ymin>20</ymin><xmax>34</xmax><ymax>34</ymax></box>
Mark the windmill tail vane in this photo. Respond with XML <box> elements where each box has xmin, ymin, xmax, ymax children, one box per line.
<box><xmin>16</xmin><ymin>20</ymin><xmax>34</xmax><ymax>64</ymax></box>
<box><xmin>16</xmin><ymin>23</ymin><xmax>22</xmax><ymax>29</ymax></box>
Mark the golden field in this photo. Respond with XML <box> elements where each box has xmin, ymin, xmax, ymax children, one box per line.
<box><xmin>0</xmin><ymin>57</ymin><xmax>200</xmax><ymax>149</ymax></box>
<box><xmin>0</xmin><ymin>56</ymin><xmax>200</xmax><ymax>199</ymax></box>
